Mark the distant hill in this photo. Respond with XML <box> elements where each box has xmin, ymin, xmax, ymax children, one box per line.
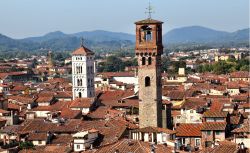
<box><xmin>72</xmin><ymin>30</ymin><xmax>135</xmax><ymax>42</ymax></box>
<box><xmin>0</xmin><ymin>26</ymin><xmax>249</xmax><ymax>52</ymax></box>
<box><xmin>164</xmin><ymin>26</ymin><xmax>249</xmax><ymax>44</ymax></box>
<box><xmin>22</xmin><ymin>30</ymin><xmax>135</xmax><ymax>43</ymax></box>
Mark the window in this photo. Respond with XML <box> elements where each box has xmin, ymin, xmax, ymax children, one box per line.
<box><xmin>140</xmin><ymin>25</ymin><xmax>152</xmax><ymax>42</ymax></box>
<box><xmin>177</xmin><ymin>116</ymin><xmax>181</xmax><ymax>119</ymax></box>
<box><xmin>145</xmin><ymin>76</ymin><xmax>150</xmax><ymax>87</ymax></box>
<box><xmin>215</xmin><ymin>131</ymin><xmax>220</xmax><ymax>135</ymax></box>
<box><xmin>38</xmin><ymin>140</ymin><xmax>42</xmax><ymax>144</ymax></box>
<box><xmin>88</xmin><ymin>79</ymin><xmax>90</xmax><ymax>87</ymax></box>
<box><xmin>190</xmin><ymin>110</ymin><xmax>193</xmax><ymax>113</ymax></box>
<box><xmin>148</xmin><ymin>56</ymin><xmax>152</xmax><ymax>65</ymax></box>
<box><xmin>145</xmin><ymin>30</ymin><xmax>152</xmax><ymax>41</ymax></box>
<box><xmin>77</xmin><ymin>79</ymin><xmax>82</xmax><ymax>86</ymax></box>
<box><xmin>195</xmin><ymin>139</ymin><xmax>201</xmax><ymax>146</ymax></box>
<box><xmin>142</xmin><ymin>57</ymin><xmax>146</xmax><ymax>65</ymax></box>
<box><xmin>77</xmin><ymin>145</ymin><xmax>80</xmax><ymax>149</ymax></box>
<box><xmin>78</xmin><ymin>92</ymin><xmax>82</xmax><ymax>98</ymax></box>
<box><xmin>207</xmin><ymin>131</ymin><xmax>211</xmax><ymax>135</ymax></box>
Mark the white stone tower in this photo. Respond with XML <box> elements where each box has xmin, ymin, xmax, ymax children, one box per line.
<box><xmin>72</xmin><ymin>41</ymin><xmax>95</xmax><ymax>100</ymax></box>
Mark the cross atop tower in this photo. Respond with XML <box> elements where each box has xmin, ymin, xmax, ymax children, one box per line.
<box><xmin>145</xmin><ymin>1</ymin><xmax>154</xmax><ymax>19</ymax></box>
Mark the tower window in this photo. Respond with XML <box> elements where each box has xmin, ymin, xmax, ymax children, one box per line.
<box><xmin>148</xmin><ymin>57</ymin><xmax>152</xmax><ymax>65</ymax></box>
<box><xmin>77</xmin><ymin>79</ymin><xmax>82</xmax><ymax>86</ymax></box>
<box><xmin>145</xmin><ymin>76</ymin><xmax>151</xmax><ymax>87</ymax></box>
<box><xmin>140</xmin><ymin>25</ymin><xmax>152</xmax><ymax>42</ymax></box>
<box><xmin>142</xmin><ymin>57</ymin><xmax>146</xmax><ymax>65</ymax></box>
<box><xmin>145</xmin><ymin>30</ymin><xmax>152</xmax><ymax>41</ymax></box>
<box><xmin>78</xmin><ymin>92</ymin><xmax>82</xmax><ymax>98</ymax></box>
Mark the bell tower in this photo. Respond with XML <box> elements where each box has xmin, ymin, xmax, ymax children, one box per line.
<box><xmin>135</xmin><ymin>17</ymin><xmax>163</xmax><ymax>128</ymax></box>
<box><xmin>72</xmin><ymin>39</ymin><xmax>95</xmax><ymax>100</ymax></box>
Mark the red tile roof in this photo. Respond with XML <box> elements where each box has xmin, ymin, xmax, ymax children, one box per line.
<box><xmin>201</xmin><ymin>122</ymin><xmax>227</xmax><ymax>131</ymax></box>
<box><xmin>72</xmin><ymin>45</ymin><xmax>94</xmax><ymax>56</ymax></box>
<box><xmin>70</xmin><ymin>98</ymin><xmax>94</xmax><ymax>108</ymax></box>
<box><xmin>232</xmin><ymin>123</ymin><xmax>249</xmax><ymax>133</ymax></box>
<box><xmin>176</xmin><ymin>123</ymin><xmax>202</xmax><ymax>137</ymax></box>
<box><xmin>98</xmin><ymin>72</ymin><xmax>135</xmax><ymax>78</ymax></box>
<box><xmin>99</xmin><ymin>90</ymin><xmax>135</xmax><ymax>107</ymax></box>
<box><xmin>94</xmin><ymin>139</ymin><xmax>173</xmax><ymax>153</ymax></box>
<box><xmin>133</xmin><ymin>126</ymin><xmax>176</xmax><ymax>135</ymax></box>
<box><xmin>203</xmin><ymin>111</ymin><xmax>228</xmax><ymax>118</ymax></box>
<box><xmin>28</xmin><ymin>132</ymin><xmax>48</xmax><ymax>141</ymax></box>
<box><xmin>230</xmin><ymin>71</ymin><xmax>250</xmax><ymax>78</ymax></box>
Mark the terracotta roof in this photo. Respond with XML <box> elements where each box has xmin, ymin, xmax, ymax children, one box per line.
<box><xmin>176</xmin><ymin>123</ymin><xmax>202</xmax><ymax>137</ymax></box>
<box><xmin>201</xmin><ymin>122</ymin><xmax>227</xmax><ymax>131</ymax></box>
<box><xmin>99</xmin><ymin>90</ymin><xmax>135</xmax><ymax>107</ymax></box>
<box><xmin>132</xmin><ymin>126</ymin><xmax>176</xmax><ymax>135</ymax></box>
<box><xmin>94</xmin><ymin>139</ymin><xmax>173</xmax><ymax>153</ymax></box>
<box><xmin>51</xmin><ymin>135</ymin><xmax>72</xmax><ymax>145</ymax></box>
<box><xmin>0</xmin><ymin>73</ymin><xmax>9</xmax><ymax>80</ymax></box>
<box><xmin>70</xmin><ymin>98</ymin><xmax>94</xmax><ymax>108</ymax></box>
<box><xmin>230</xmin><ymin>71</ymin><xmax>250</xmax><ymax>78</ymax></box>
<box><xmin>12</xmin><ymin>85</ymin><xmax>28</xmax><ymax>91</ymax></box>
<box><xmin>8</xmin><ymin>95</ymin><xmax>35</xmax><ymax>104</ymax></box>
<box><xmin>135</xmin><ymin>18</ymin><xmax>163</xmax><ymax>24</ymax></box>
<box><xmin>8</xmin><ymin>103</ymin><xmax>20</xmax><ymax>110</ymax></box>
<box><xmin>181</xmin><ymin>98</ymin><xmax>208</xmax><ymax>110</ymax></box>
<box><xmin>202</xmin><ymin>141</ymin><xmax>239</xmax><ymax>153</ymax></box>
<box><xmin>72</xmin><ymin>45</ymin><xmax>94</xmax><ymax>56</ymax></box>
<box><xmin>88</xmin><ymin>106</ymin><xmax>124</xmax><ymax>119</ymax></box>
<box><xmin>203</xmin><ymin>111</ymin><xmax>228</xmax><ymax>118</ymax></box>
<box><xmin>28</xmin><ymin>132</ymin><xmax>48</xmax><ymax>141</ymax></box>
<box><xmin>19</xmin><ymin>144</ymin><xmax>71</xmax><ymax>153</ymax></box>
<box><xmin>232</xmin><ymin>123</ymin><xmax>250</xmax><ymax>133</ymax></box>
<box><xmin>60</xmin><ymin>108</ymin><xmax>82</xmax><ymax>119</ymax></box>
<box><xmin>164</xmin><ymin>90</ymin><xmax>185</xmax><ymax>100</ymax></box>
<box><xmin>98</xmin><ymin>72</ymin><xmax>134</xmax><ymax>78</ymax></box>
<box><xmin>46</xmin><ymin>78</ymin><xmax>70</xmax><ymax>84</ymax></box>
<box><xmin>230</xmin><ymin>116</ymin><xmax>241</xmax><ymax>125</ymax></box>
<box><xmin>36</xmin><ymin>95</ymin><xmax>54</xmax><ymax>103</ymax></box>
<box><xmin>0</xmin><ymin>109</ymin><xmax>9</xmax><ymax>114</ymax></box>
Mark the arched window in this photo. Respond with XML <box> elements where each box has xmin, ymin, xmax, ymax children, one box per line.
<box><xmin>145</xmin><ymin>76</ymin><xmax>150</xmax><ymax>87</ymax></box>
<box><xmin>77</xmin><ymin>79</ymin><xmax>79</xmax><ymax>86</ymax></box>
<box><xmin>79</xmin><ymin>79</ymin><xmax>82</xmax><ymax>86</ymax></box>
<box><xmin>140</xmin><ymin>25</ymin><xmax>152</xmax><ymax>42</ymax></box>
<box><xmin>78</xmin><ymin>92</ymin><xmax>82</xmax><ymax>98</ymax></box>
<box><xmin>142</xmin><ymin>57</ymin><xmax>146</xmax><ymax>65</ymax></box>
<box><xmin>145</xmin><ymin>30</ymin><xmax>152</xmax><ymax>41</ymax></box>
<box><xmin>148</xmin><ymin>57</ymin><xmax>152</xmax><ymax>65</ymax></box>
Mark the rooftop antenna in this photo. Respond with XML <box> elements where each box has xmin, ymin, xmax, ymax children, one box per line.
<box><xmin>145</xmin><ymin>0</ymin><xmax>154</xmax><ymax>19</ymax></box>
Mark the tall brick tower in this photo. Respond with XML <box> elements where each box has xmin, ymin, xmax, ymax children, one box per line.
<box><xmin>135</xmin><ymin>17</ymin><xmax>163</xmax><ymax>128</ymax></box>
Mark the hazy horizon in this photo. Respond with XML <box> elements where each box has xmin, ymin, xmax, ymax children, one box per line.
<box><xmin>0</xmin><ymin>0</ymin><xmax>249</xmax><ymax>39</ymax></box>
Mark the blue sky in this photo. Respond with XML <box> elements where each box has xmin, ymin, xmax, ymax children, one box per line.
<box><xmin>0</xmin><ymin>0</ymin><xmax>249</xmax><ymax>38</ymax></box>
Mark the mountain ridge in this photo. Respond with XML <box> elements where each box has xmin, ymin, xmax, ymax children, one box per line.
<box><xmin>0</xmin><ymin>26</ymin><xmax>249</xmax><ymax>52</ymax></box>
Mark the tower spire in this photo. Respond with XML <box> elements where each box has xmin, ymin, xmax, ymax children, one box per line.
<box><xmin>145</xmin><ymin>1</ymin><xmax>154</xmax><ymax>19</ymax></box>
